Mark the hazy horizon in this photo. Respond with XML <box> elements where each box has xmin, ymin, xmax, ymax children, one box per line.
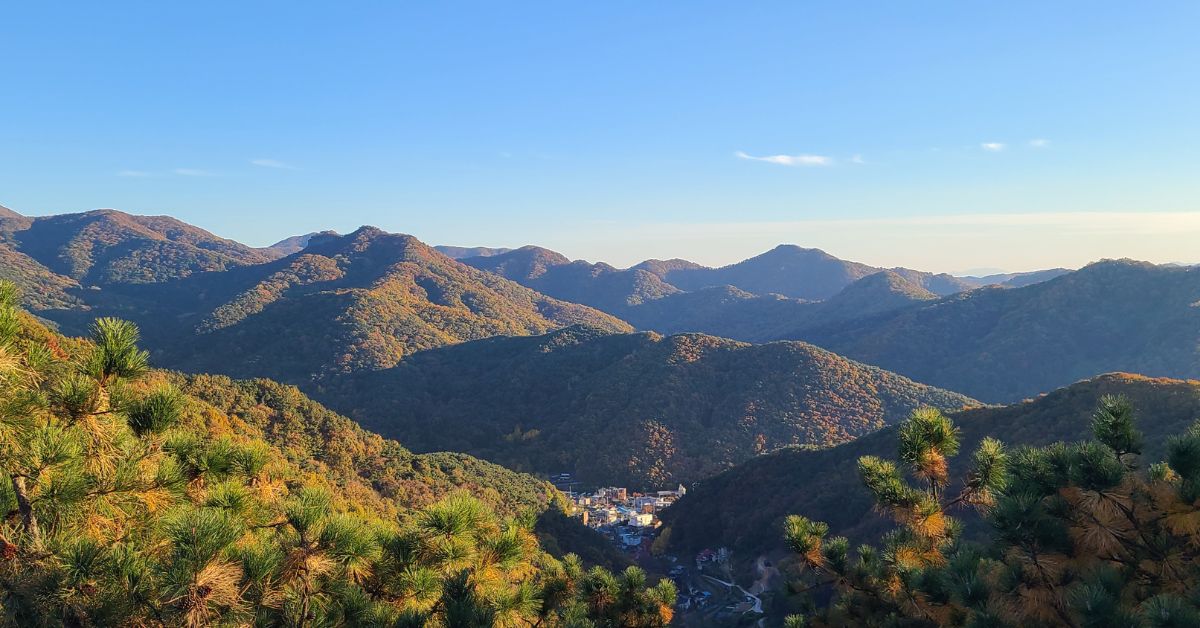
<box><xmin>10</xmin><ymin>201</ymin><xmax>1200</xmax><ymax>275</ymax></box>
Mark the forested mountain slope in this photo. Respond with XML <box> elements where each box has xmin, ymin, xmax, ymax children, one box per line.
<box><xmin>37</xmin><ymin>226</ymin><xmax>631</xmax><ymax>383</ymax></box>
<box><xmin>797</xmin><ymin>259</ymin><xmax>1200</xmax><ymax>402</ymax></box>
<box><xmin>324</xmin><ymin>326</ymin><xmax>978</xmax><ymax>487</ymax></box>
<box><xmin>460</xmin><ymin>245</ymin><xmax>682</xmax><ymax>315</ymax></box>
<box><xmin>637</xmin><ymin>244</ymin><xmax>974</xmax><ymax>300</ymax></box>
<box><xmin>658</xmin><ymin>373</ymin><xmax>1200</xmax><ymax>562</ymax></box>
<box><xmin>0</xmin><ymin>282</ymin><xmax>672</xmax><ymax>626</ymax></box>
<box><xmin>620</xmin><ymin>270</ymin><xmax>938</xmax><ymax>341</ymax></box>
<box><xmin>0</xmin><ymin>208</ymin><xmax>276</xmax><ymax>288</ymax></box>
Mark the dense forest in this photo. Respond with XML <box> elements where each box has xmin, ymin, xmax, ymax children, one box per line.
<box><xmin>459</xmin><ymin>246</ymin><xmax>682</xmax><ymax>317</ymax></box>
<box><xmin>659</xmin><ymin>373</ymin><xmax>1200</xmax><ymax>570</ymax></box>
<box><xmin>6</xmin><ymin>205</ymin><xmax>1200</xmax><ymax>625</ymax></box>
<box><xmin>780</xmin><ymin>398</ymin><xmax>1200</xmax><ymax>625</ymax></box>
<box><xmin>618</xmin><ymin>270</ymin><xmax>940</xmax><ymax>342</ymax></box>
<box><xmin>796</xmin><ymin>260</ymin><xmax>1200</xmax><ymax>402</ymax></box>
<box><xmin>328</xmin><ymin>326</ymin><xmax>976</xmax><ymax>486</ymax></box>
<box><xmin>0</xmin><ymin>282</ymin><xmax>673</xmax><ymax>627</ymax></box>
<box><xmin>0</xmin><ymin>211</ymin><xmax>630</xmax><ymax>383</ymax></box>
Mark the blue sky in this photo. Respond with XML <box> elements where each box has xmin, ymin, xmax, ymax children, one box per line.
<box><xmin>2</xmin><ymin>2</ymin><xmax>1198</xmax><ymax>271</ymax></box>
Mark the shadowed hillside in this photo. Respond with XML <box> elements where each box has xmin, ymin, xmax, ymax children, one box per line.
<box><xmin>638</xmin><ymin>244</ymin><xmax>975</xmax><ymax>300</ymax></box>
<box><xmin>260</xmin><ymin>231</ymin><xmax>330</xmax><ymax>257</ymax></box>
<box><xmin>621</xmin><ymin>269</ymin><xmax>938</xmax><ymax>341</ymax></box>
<box><xmin>798</xmin><ymin>259</ymin><xmax>1200</xmax><ymax>402</ymax></box>
<box><xmin>460</xmin><ymin>245</ymin><xmax>681</xmax><ymax>315</ymax></box>
<box><xmin>0</xmin><ymin>284</ymin><xmax>663</xmax><ymax>627</ymax></box>
<box><xmin>324</xmin><ymin>326</ymin><xmax>978</xmax><ymax>487</ymax></box>
<box><xmin>658</xmin><ymin>373</ymin><xmax>1200</xmax><ymax>562</ymax></box>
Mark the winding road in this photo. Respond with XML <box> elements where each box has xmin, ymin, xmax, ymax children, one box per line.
<box><xmin>703</xmin><ymin>575</ymin><xmax>763</xmax><ymax>614</ymax></box>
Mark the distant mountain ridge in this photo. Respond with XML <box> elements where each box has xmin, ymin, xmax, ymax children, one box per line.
<box><xmin>620</xmin><ymin>269</ymin><xmax>939</xmax><ymax>341</ymax></box>
<box><xmin>324</xmin><ymin>326</ymin><xmax>978</xmax><ymax>487</ymax></box>
<box><xmin>459</xmin><ymin>244</ymin><xmax>1066</xmax><ymax>339</ymax></box>
<box><xmin>262</xmin><ymin>231</ymin><xmax>332</xmax><ymax>257</ymax></box>
<box><xmin>795</xmin><ymin>259</ymin><xmax>1200</xmax><ymax>402</ymax></box>
<box><xmin>636</xmin><ymin>244</ymin><xmax>976</xmax><ymax>299</ymax></box>
<box><xmin>0</xmin><ymin>207</ymin><xmax>631</xmax><ymax>382</ymax></box>
<box><xmin>961</xmin><ymin>267</ymin><xmax>1072</xmax><ymax>288</ymax></box>
<box><xmin>6</xmin><ymin>205</ymin><xmax>1181</xmax><ymax>421</ymax></box>
<box><xmin>56</xmin><ymin>226</ymin><xmax>631</xmax><ymax>384</ymax></box>
<box><xmin>435</xmin><ymin>244</ymin><xmax>515</xmax><ymax>259</ymax></box>
<box><xmin>0</xmin><ymin>208</ymin><xmax>275</xmax><ymax>289</ymax></box>
<box><xmin>460</xmin><ymin>245</ymin><xmax>682</xmax><ymax>315</ymax></box>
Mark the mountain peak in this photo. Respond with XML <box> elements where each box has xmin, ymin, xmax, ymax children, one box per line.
<box><xmin>348</xmin><ymin>225</ymin><xmax>389</xmax><ymax>239</ymax></box>
<box><xmin>263</xmin><ymin>232</ymin><xmax>330</xmax><ymax>257</ymax></box>
<box><xmin>299</xmin><ymin>226</ymin><xmax>430</xmax><ymax>263</ymax></box>
<box><xmin>513</xmin><ymin>244</ymin><xmax>571</xmax><ymax>263</ymax></box>
<box><xmin>1080</xmin><ymin>258</ymin><xmax>1161</xmax><ymax>272</ymax></box>
<box><xmin>0</xmin><ymin>204</ymin><xmax>21</xmax><ymax>219</ymax></box>
<box><xmin>811</xmin><ymin>270</ymin><xmax>938</xmax><ymax>322</ymax></box>
<box><xmin>658</xmin><ymin>244</ymin><xmax>875</xmax><ymax>299</ymax></box>
<box><xmin>632</xmin><ymin>258</ymin><xmax>709</xmax><ymax>276</ymax></box>
<box><xmin>765</xmin><ymin>243</ymin><xmax>827</xmax><ymax>256</ymax></box>
<box><xmin>847</xmin><ymin>270</ymin><xmax>937</xmax><ymax>298</ymax></box>
<box><xmin>462</xmin><ymin>245</ymin><xmax>572</xmax><ymax>280</ymax></box>
<box><xmin>434</xmin><ymin>245</ymin><xmax>514</xmax><ymax>259</ymax></box>
<box><xmin>4</xmin><ymin>208</ymin><xmax>272</xmax><ymax>285</ymax></box>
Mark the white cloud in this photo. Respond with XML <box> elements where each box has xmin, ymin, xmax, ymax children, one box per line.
<box><xmin>980</xmin><ymin>142</ymin><xmax>1006</xmax><ymax>152</ymax></box>
<box><xmin>1028</xmin><ymin>138</ymin><xmax>1050</xmax><ymax>148</ymax></box>
<box><xmin>250</xmin><ymin>158</ymin><xmax>297</xmax><ymax>170</ymax></box>
<box><xmin>849</xmin><ymin>154</ymin><xmax>866</xmax><ymax>165</ymax></box>
<box><xmin>116</xmin><ymin>170</ymin><xmax>150</xmax><ymax>177</ymax></box>
<box><xmin>735</xmin><ymin>150</ymin><xmax>832</xmax><ymax>167</ymax></box>
<box><xmin>173</xmin><ymin>168</ymin><xmax>214</xmax><ymax>176</ymax></box>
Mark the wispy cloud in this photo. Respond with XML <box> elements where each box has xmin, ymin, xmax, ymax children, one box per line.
<box><xmin>849</xmin><ymin>154</ymin><xmax>866</xmax><ymax>165</ymax></box>
<box><xmin>250</xmin><ymin>158</ymin><xmax>297</xmax><ymax>170</ymax></box>
<box><xmin>1028</xmin><ymin>138</ymin><xmax>1050</xmax><ymax>148</ymax></box>
<box><xmin>117</xmin><ymin>170</ymin><xmax>151</xmax><ymax>177</ymax></box>
<box><xmin>173</xmin><ymin>168</ymin><xmax>215</xmax><ymax>177</ymax></box>
<box><xmin>736</xmin><ymin>150</ymin><xmax>832</xmax><ymax>167</ymax></box>
<box><xmin>980</xmin><ymin>142</ymin><xmax>1006</xmax><ymax>152</ymax></box>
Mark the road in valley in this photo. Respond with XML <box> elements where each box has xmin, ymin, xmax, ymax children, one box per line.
<box><xmin>703</xmin><ymin>575</ymin><xmax>762</xmax><ymax>614</ymax></box>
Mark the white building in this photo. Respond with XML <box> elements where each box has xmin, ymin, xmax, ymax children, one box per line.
<box><xmin>629</xmin><ymin>512</ymin><xmax>654</xmax><ymax>527</ymax></box>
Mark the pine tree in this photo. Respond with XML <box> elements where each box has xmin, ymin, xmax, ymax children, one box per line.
<box><xmin>784</xmin><ymin>399</ymin><xmax>1200</xmax><ymax>626</ymax></box>
<box><xmin>0</xmin><ymin>281</ymin><xmax>684</xmax><ymax>627</ymax></box>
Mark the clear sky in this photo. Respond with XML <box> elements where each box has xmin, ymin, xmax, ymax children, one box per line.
<box><xmin>2</xmin><ymin>2</ymin><xmax>1198</xmax><ymax>272</ymax></box>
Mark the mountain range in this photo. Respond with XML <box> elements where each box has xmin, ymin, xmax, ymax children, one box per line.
<box><xmin>461</xmin><ymin>242</ymin><xmax>1069</xmax><ymax>312</ymax></box>
<box><xmin>459</xmin><ymin>245</ymin><xmax>683</xmax><ymax>316</ymax></box>
<box><xmin>0</xmin><ymin>207</ymin><xmax>277</xmax><ymax>288</ymax></box>
<box><xmin>7</xmin><ymin>202</ymin><xmax>1200</xmax><ymax>625</ymax></box>
<box><xmin>795</xmin><ymin>259</ymin><xmax>1200</xmax><ymax>402</ymax></box>
<box><xmin>10</xmin><ymin>304</ymin><xmax>561</xmax><ymax>518</ymax></box>
<box><xmin>1</xmin><ymin>288</ymin><xmax>647</xmax><ymax>626</ymax></box>
<box><xmin>101</xmin><ymin>226</ymin><xmax>628</xmax><ymax>383</ymax></box>
<box><xmin>4</xmin><ymin>204</ymin><xmax>1198</xmax><ymax>483</ymax></box>
<box><xmin>435</xmin><ymin>244</ymin><xmax>515</xmax><ymax>259</ymax></box>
